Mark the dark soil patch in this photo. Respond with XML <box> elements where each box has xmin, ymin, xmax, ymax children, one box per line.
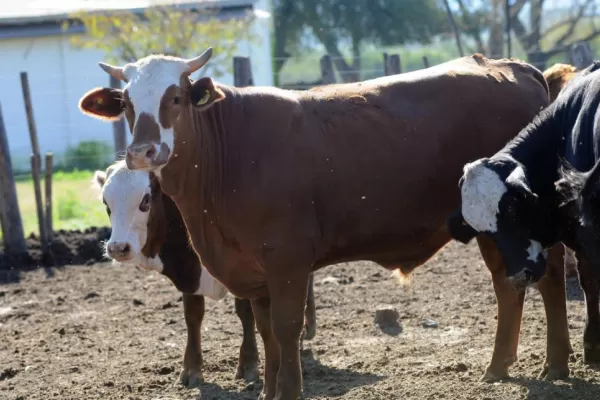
<box><xmin>0</xmin><ymin>227</ymin><xmax>111</xmax><ymax>272</ymax></box>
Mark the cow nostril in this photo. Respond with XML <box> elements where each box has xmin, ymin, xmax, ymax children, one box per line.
<box><xmin>146</xmin><ymin>146</ymin><xmax>156</xmax><ymax>159</ymax></box>
<box><xmin>122</xmin><ymin>243</ymin><xmax>131</xmax><ymax>254</ymax></box>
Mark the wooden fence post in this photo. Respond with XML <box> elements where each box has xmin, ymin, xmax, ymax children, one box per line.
<box><xmin>45</xmin><ymin>153</ymin><xmax>53</xmax><ymax>242</ymax></box>
<box><xmin>233</xmin><ymin>57</ymin><xmax>254</xmax><ymax>87</ymax></box>
<box><xmin>571</xmin><ymin>41</ymin><xmax>594</xmax><ymax>69</ymax></box>
<box><xmin>422</xmin><ymin>56</ymin><xmax>430</xmax><ymax>68</ymax></box>
<box><xmin>110</xmin><ymin>76</ymin><xmax>127</xmax><ymax>159</ymax></box>
<box><xmin>0</xmin><ymin>102</ymin><xmax>27</xmax><ymax>254</ymax></box>
<box><xmin>20</xmin><ymin>72</ymin><xmax>49</xmax><ymax>255</ymax></box>
<box><xmin>383</xmin><ymin>53</ymin><xmax>401</xmax><ymax>75</ymax></box>
<box><xmin>320</xmin><ymin>55</ymin><xmax>336</xmax><ymax>85</ymax></box>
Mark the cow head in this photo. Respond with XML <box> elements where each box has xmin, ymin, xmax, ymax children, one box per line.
<box><xmin>447</xmin><ymin>157</ymin><xmax>554</xmax><ymax>289</ymax></box>
<box><xmin>555</xmin><ymin>158</ymin><xmax>600</xmax><ymax>266</ymax></box>
<box><xmin>79</xmin><ymin>48</ymin><xmax>225</xmax><ymax>172</ymax></box>
<box><xmin>93</xmin><ymin>161</ymin><xmax>165</xmax><ymax>272</ymax></box>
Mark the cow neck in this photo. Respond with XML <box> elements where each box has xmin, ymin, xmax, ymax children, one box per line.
<box><xmin>500</xmin><ymin>104</ymin><xmax>565</xmax><ymax>200</ymax></box>
<box><xmin>157</xmin><ymin>91</ymin><xmax>234</xmax><ymax>270</ymax></box>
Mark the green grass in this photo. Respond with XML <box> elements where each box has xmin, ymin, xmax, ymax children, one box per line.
<box><xmin>3</xmin><ymin>170</ymin><xmax>109</xmax><ymax>239</ymax></box>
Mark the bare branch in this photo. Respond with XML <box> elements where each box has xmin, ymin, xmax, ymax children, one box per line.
<box><xmin>554</xmin><ymin>0</ymin><xmax>595</xmax><ymax>48</ymax></box>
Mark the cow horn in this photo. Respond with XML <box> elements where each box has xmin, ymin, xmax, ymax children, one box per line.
<box><xmin>99</xmin><ymin>62</ymin><xmax>126</xmax><ymax>82</ymax></box>
<box><xmin>185</xmin><ymin>47</ymin><xmax>213</xmax><ymax>74</ymax></box>
<box><xmin>582</xmin><ymin>158</ymin><xmax>600</xmax><ymax>198</ymax></box>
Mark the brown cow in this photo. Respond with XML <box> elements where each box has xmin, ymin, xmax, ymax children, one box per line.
<box><xmin>79</xmin><ymin>51</ymin><xmax>565</xmax><ymax>399</ymax></box>
<box><xmin>92</xmin><ymin>160</ymin><xmax>317</xmax><ymax>387</ymax></box>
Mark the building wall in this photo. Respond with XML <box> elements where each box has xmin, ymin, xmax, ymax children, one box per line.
<box><xmin>0</xmin><ymin>9</ymin><xmax>273</xmax><ymax>171</ymax></box>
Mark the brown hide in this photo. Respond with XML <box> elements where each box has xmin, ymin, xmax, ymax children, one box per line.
<box><xmin>543</xmin><ymin>63</ymin><xmax>578</xmax><ymax>103</ymax></box>
<box><xmin>157</xmin><ymin>53</ymin><xmax>550</xmax><ymax>299</ymax></box>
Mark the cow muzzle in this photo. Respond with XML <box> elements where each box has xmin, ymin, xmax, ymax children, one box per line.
<box><xmin>107</xmin><ymin>241</ymin><xmax>132</xmax><ymax>261</ymax></box>
<box><xmin>126</xmin><ymin>143</ymin><xmax>169</xmax><ymax>170</ymax></box>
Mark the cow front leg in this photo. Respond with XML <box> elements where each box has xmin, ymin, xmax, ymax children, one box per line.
<box><xmin>251</xmin><ymin>297</ymin><xmax>279</xmax><ymax>400</ymax></box>
<box><xmin>536</xmin><ymin>243</ymin><xmax>570</xmax><ymax>380</ymax></box>
<box><xmin>234</xmin><ymin>297</ymin><xmax>260</xmax><ymax>381</ymax></box>
<box><xmin>576</xmin><ymin>256</ymin><xmax>600</xmax><ymax>363</ymax></box>
<box><xmin>302</xmin><ymin>273</ymin><xmax>317</xmax><ymax>341</ymax></box>
<box><xmin>477</xmin><ymin>236</ymin><xmax>525</xmax><ymax>382</ymax></box>
<box><xmin>267</xmin><ymin>269</ymin><xmax>310</xmax><ymax>400</ymax></box>
<box><xmin>179</xmin><ymin>293</ymin><xmax>205</xmax><ymax>387</ymax></box>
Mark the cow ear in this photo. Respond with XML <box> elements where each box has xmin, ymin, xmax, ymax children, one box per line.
<box><xmin>190</xmin><ymin>77</ymin><xmax>226</xmax><ymax>110</ymax></box>
<box><xmin>447</xmin><ymin>209</ymin><xmax>478</xmax><ymax>244</ymax></box>
<box><xmin>506</xmin><ymin>166</ymin><xmax>538</xmax><ymax>204</ymax></box>
<box><xmin>93</xmin><ymin>170</ymin><xmax>107</xmax><ymax>188</ymax></box>
<box><xmin>79</xmin><ymin>87</ymin><xmax>124</xmax><ymax>121</ymax></box>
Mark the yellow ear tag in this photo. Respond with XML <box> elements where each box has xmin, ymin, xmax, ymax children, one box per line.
<box><xmin>197</xmin><ymin>89</ymin><xmax>210</xmax><ymax>105</ymax></box>
<box><xmin>96</xmin><ymin>97</ymin><xmax>104</xmax><ymax>105</ymax></box>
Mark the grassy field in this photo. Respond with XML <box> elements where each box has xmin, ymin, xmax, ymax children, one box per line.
<box><xmin>5</xmin><ymin>170</ymin><xmax>109</xmax><ymax>239</ymax></box>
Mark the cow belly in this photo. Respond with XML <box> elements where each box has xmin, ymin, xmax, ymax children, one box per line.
<box><xmin>204</xmin><ymin>258</ymin><xmax>268</xmax><ymax>299</ymax></box>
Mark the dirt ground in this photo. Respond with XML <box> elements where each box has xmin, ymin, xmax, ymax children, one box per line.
<box><xmin>1</xmin><ymin>232</ymin><xmax>600</xmax><ymax>400</ymax></box>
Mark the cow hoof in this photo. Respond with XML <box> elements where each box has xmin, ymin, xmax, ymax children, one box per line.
<box><xmin>303</xmin><ymin>321</ymin><xmax>316</xmax><ymax>341</ymax></box>
<box><xmin>538</xmin><ymin>365</ymin><xmax>569</xmax><ymax>381</ymax></box>
<box><xmin>179</xmin><ymin>368</ymin><xmax>204</xmax><ymax>388</ymax></box>
<box><xmin>584</xmin><ymin>342</ymin><xmax>600</xmax><ymax>364</ymax></box>
<box><xmin>235</xmin><ymin>362</ymin><xmax>259</xmax><ymax>382</ymax></box>
<box><xmin>479</xmin><ymin>368</ymin><xmax>509</xmax><ymax>383</ymax></box>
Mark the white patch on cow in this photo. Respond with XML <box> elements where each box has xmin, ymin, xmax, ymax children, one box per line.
<box><xmin>526</xmin><ymin>240</ymin><xmax>547</xmax><ymax>262</ymax></box>
<box><xmin>99</xmin><ymin>161</ymin><xmax>152</xmax><ymax>262</ymax></box>
<box><xmin>460</xmin><ymin>160</ymin><xmax>507</xmax><ymax>233</ymax></box>
<box><xmin>123</xmin><ymin>57</ymin><xmax>186</xmax><ymax>158</ymax></box>
<box><xmin>195</xmin><ymin>266</ymin><xmax>228</xmax><ymax>301</ymax></box>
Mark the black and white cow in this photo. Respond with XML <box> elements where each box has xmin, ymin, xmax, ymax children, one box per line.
<box><xmin>448</xmin><ymin>61</ymin><xmax>600</xmax><ymax>362</ymax></box>
<box><xmin>93</xmin><ymin>161</ymin><xmax>318</xmax><ymax>386</ymax></box>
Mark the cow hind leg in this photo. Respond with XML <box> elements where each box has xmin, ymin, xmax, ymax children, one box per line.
<box><xmin>477</xmin><ymin>235</ymin><xmax>525</xmax><ymax>382</ymax></box>
<box><xmin>251</xmin><ymin>296</ymin><xmax>279</xmax><ymax>400</ymax></box>
<box><xmin>302</xmin><ymin>273</ymin><xmax>317</xmax><ymax>341</ymax></box>
<box><xmin>576</xmin><ymin>257</ymin><xmax>600</xmax><ymax>363</ymax></box>
<box><xmin>180</xmin><ymin>293</ymin><xmax>206</xmax><ymax>388</ymax></box>
<box><xmin>535</xmin><ymin>243</ymin><xmax>570</xmax><ymax>381</ymax></box>
<box><xmin>234</xmin><ymin>297</ymin><xmax>260</xmax><ymax>381</ymax></box>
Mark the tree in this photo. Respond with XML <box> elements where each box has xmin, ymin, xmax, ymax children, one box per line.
<box><xmin>62</xmin><ymin>6</ymin><xmax>257</xmax><ymax>78</ymax></box>
<box><xmin>510</xmin><ymin>0</ymin><xmax>600</xmax><ymax>69</ymax></box>
<box><xmin>453</xmin><ymin>0</ymin><xmax>600</xmax><ymax>69</ymax></box>
<box><xmin>274</xmin><ymin>0</ymin><xmax>446</xmax><ymax>82</ymax></box>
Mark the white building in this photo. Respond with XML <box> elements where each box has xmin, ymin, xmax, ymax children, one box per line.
<box><xmin>0</xmin><ymin>0</ymin><xmax>273</xmax><ymax>171</ymax></box>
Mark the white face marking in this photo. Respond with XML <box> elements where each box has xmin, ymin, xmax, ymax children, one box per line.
<box><xmin>96</xmin><ymin>161</ymin><xmax>152</xmax><ymax>264</ymax></box>
<box><xmin>526</xmin><ymin>240</ymin><xmax>547</xmax><ymax>262</ymax></box>
<box><xmin>123</xmin><ymin>57</ymin><xmax>188</xmax><ymax>159</ymax></box>
<box><xmin>460</xmin><ymin>160</ymin><xmax>507</xmax><ymax>233</ymax></box>
<box><xmin>194</xmin><ymin>266</ymin><xmax>228</xmax><ymax>301</ymax></box>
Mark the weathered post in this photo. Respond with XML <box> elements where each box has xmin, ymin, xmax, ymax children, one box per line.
<box><xmin>0</xmin><ymin>102</ymin><xmax>27</xmax><ymax>254</ymax></box>
<box><xmin>44</xmin><ymin>153</ymin><xmax>53</xmax><ymax>241</ymax></box>
<box><xmin>422</xmin><ymin>56</ymin><xmax>430</xmax><ymax>68</ymax></box>
<box><xmin>571</xmin><ymin>41</ymin><xmax>594</xmax><ymax>70</ymax></box>
<box><xmin>233</xmin><ymin>57</ymin><xmax>254</xmax><ymax>87</ymax></box>
<box><xmin>383</xmin><ymin>53</ymin><xmax>401</xmax><ymax>75</ymax></box>
<box><xmin>20</xmin><ymin>71</ymin><xmax>48</xmax><ymax>254</ymax></box>
<box><xmin>320</xmin><ymin>55</ymin><xmax>336</xmax><ymax>85</ymax></box>
<box><xmin>110</xmin><ymin>76</ymin><xmax>127</xmax><ymax>159</ymax></box>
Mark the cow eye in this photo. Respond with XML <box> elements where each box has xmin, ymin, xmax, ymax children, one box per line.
<box><xmin>139</xmin><ymin>193</ymin><xmax>151</xmax><ymax>212</ymax></box>
<box><xmin>103</xmin><ymin>199</ymin><xmax>111</xmax><ymax>216</ymax></box>
<box><xmin>173</xmin><ymin>96</ymin><xmax>181</xmax><ymax>105</ymax></box>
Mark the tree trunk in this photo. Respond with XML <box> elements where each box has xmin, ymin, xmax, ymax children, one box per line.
<box><xmin>488</xmin><ymin>0</ymin><xmax>504</xmax><ymax>58</ymax></box>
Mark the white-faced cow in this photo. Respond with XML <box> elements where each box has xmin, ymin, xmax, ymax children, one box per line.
<box><xmin>79</xmin><ymin>49</ymin><xmax>559</xmax><ymax>398</ymax></box>
<box><xmin>93</xmin><ymin>160</ymin><xmax>317</xmax><ymax>386</ymax></box>
<box><xmin>449</xmin><ymin>61</ymin><xmax>600</xmax><ymax>364</ymax></box>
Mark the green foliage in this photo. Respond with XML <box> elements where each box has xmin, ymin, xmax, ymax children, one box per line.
<box><xmin>274</xmin><ymin>0</ymin><xmax>446</xmax><ymax>81</ymax></box>
<box><xmin>63</xmin><ymin>141</ymin><xmax>113</xmax><ymax>172</ymax></box>
<box><xmin>57</xmin><ymin>189</ymin><xmax>82</xmax><ymax>221</ymax></box>
<box><xmin>63</xmin><ymin>6</ymin><xmax>258</xmax><ymax>77</ymax></box>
